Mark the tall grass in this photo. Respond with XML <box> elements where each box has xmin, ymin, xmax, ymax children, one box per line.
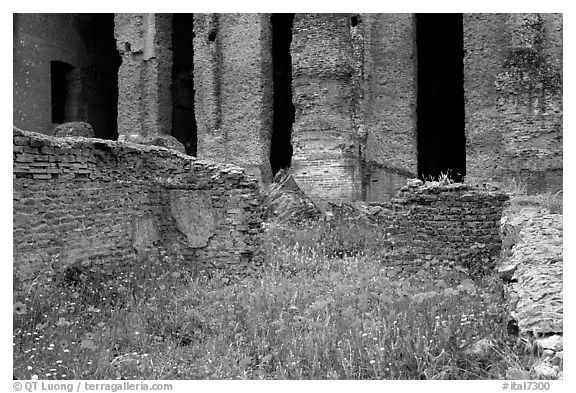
<box><xmin>14</xmin><ymin>223</ymin><xmax>536</xmax><ymax>380</ymax></box>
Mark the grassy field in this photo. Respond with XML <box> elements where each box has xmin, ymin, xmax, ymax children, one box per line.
<box><xmin>13</xmin><ymin>188</ymin><xmax>560</xmax><ymax>380</ymax></box>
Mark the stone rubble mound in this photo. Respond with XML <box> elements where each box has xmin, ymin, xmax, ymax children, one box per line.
<box><xmin>500</xmin><ymin>212</ymin><xmax>563</xmax><ymax>379</ymax></box>
<box><xmin>53</xmin><ymin>122</ymin><xmax>95</xmax><ymax>138</ymax></box>
<box><xmin>262</xmin><ymin>169</ymin><xmax>323</xmax><ymax>225</ymax></box>
<box><xmin>505</xmin><ymin>214</ymin><xmax>563</xmax><ymax>335</ymax></box>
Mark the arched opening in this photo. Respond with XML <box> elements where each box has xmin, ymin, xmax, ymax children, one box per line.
<box><xmin>416</xmin><ymin>13</ymin><xmax>466</xmax><ymax>181</ymax></box>
<box><xmin>270</xmin><ymin>13</ymin><xmax>295</xmax><ymax>175</ymax></box>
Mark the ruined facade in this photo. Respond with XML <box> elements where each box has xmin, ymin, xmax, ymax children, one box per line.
<box><xmin>13</xmin><ymin>13</ymin><xmax>563</xmax><ymax>201</ymax></box>
<box><xmin>13</xmin><ymin>127</ymin><xmax>264</xmax><ymax>282</ymax></box>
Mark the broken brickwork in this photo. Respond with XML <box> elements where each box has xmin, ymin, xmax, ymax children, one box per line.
<box><xmin>13</xmin><ymin>128</ymin><xmax>264</xmax><ymax>283</ymax></box>
<box><xmin>372</xmin><ymin>182</ymin><xmax>509</xmax><ymax>274</ymax></box>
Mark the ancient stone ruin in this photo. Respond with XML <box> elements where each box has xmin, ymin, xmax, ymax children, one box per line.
<box><xmin>12</xmin><ymin>12</ymin><xmax>562</xmax><ymax>285</ymax></box>
<box><xmin>12</xmin><ymin>13</ymin><xmax>564</xmax><ymax>380</ymax></box>
<box><xmin>14</xmin><ymin>13</ymin><xmax>562</xmax><ymax>200</ymax></box>
<box><xmin>13</xmin><ymin>127</ymin><xmax>263</xmax><ymax>283</ymax></box>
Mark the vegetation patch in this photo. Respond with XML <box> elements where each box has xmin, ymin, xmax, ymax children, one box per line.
<box><xmin>14</xmin><ymin>216</ymin><xmax>553</xmax><ymax>380</ymax></box>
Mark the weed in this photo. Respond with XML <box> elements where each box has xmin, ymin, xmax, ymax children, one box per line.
<box><xmin>14</xmin><ymin>222</ymin><xmax>540</xmax><ymax>380</ymax></box>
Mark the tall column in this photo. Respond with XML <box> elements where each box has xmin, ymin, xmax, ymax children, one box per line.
<box><xmin>194</xmin><ymin>13</ymin><xmax>273</xmax><ymax>184</ymax></box>
<box><xmin>464</xmin><ymin>13</ymin><xmax>562</xmax><ymax>193</ymax></box>
<box><xmin>290</xmin><ymin>14</ymin><xmax>360</xmax><ymax>201</ymax></box>
<box><xmin>361</xmin><ymin>14</ymin><xmax>417</xmax><ymax>201</ymax></box>
<box><xmin>114</xmin><ymin>13</ymin><xmax>173</xmax><ymax>141</ymax></box>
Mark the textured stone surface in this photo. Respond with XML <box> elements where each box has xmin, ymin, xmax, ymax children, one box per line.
<box><xmin>262</xmin><ymin>170</ymin><xmax>322</xmax><ymax>224</ymax></box>
<box><xmin>13</xmin><ymin>127</ymin><xmax>264</xmax><ymax>283</ymax></box>
<box><xmin>465</xmin><ymin>13</ymin><xmax>562</xmax><ymax>193</ymax></box>
<box><xmin>508</xmin><ymin>214</ymin><xmax>563</xmax><ymax>334</ymax></box>
<box><xmin>14</xmin><ymin>13</ymin><xmax>563</xmax><ymax>201</ymax></box>
<box><xmin>114</xmin><ymin>13</ymin><xmax>173</xmax><ymax>140</ymax></box>
<box><xmin>169</xmin><ymin>190</ymin><xmax>216</xmax><ymax>248</ymax></box>
<box><xmin>371</xmin><ymin>181</ymin><xmax>509</xmax><ymax>274</ymax></box>
<box><xmin>53</xmin><ymin>122</ymin><xmax>95</xmax><ymax>138</ymax></box>
<box><xmin>361</xmin><ymin>14</ymin><xmax>417</xmax><ymax>200</ymax></box>
<box><xmin>119</xmin><ymin>134</ymin><xmax>186</xmax><ymax>154</ymax></box>
<box><xmin>193</xmin><ymin>13</ymin><xmax>273</xmax><ymax>184</ymax></box>
<box><xmin>290</xmin><ymin>14</ymin><xmax>361</xmax><ymax>201</ymax></box>
<box><xmin>535</xmin><ymin>334</ymin><xmax>563</xmax><ymax>351</ymax></box>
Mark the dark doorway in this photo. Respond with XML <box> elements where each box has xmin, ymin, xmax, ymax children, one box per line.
<box><xmin>416</xmin><ymin>14</ymin><xmax>465</xmax><ymax>181</ymax></box>
<box><xmin>172</xmin><ymin>13</ymin><xmax>197</xmax><ymax>156</ymax></box>
<box><xmin>51</xmin><ymin>61</ymin><xmax>78</xmax><ymax>124</ymax></box>
<box><xmin>75</xmin><ymin>14</ymin><xmax>120</xmax><ymax>140</ymax></box>
<box><xmin>270</xmin><ymin>13</ymin><xmax>295</xmax><ymax>175</ymax></box>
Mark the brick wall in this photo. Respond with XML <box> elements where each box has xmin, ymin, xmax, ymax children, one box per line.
<box><xmin>373</xmin><ymin>182</ymin><xmax>509</xmax><ymax>274</ymax></box>
<box><xmin>13</xmin><ymin>128</ymin><xmax>263</xmax><ymax>283</ymax></box>
<box><xmin>464</xmin><ymin>13</ymin><xmax>562</xmax><ymax>194</ymax></box>
<box><xmin>193</xmin><ymin>13</ymin><xmax>274</xmax><ymax>184</ymax></box>
<box><xmin>290</xmin><ymin>14</ymin><xmax>362</xmax><ymax>201</ymax></box>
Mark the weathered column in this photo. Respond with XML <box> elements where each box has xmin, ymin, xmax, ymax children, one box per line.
<box><xmin>465</xmin><ymin>13</ymin><xmax>562</xmax><ymax>193</ymax></box>
<box><xmin>290</xmin><ymin>14</ymin><xmax>360</xmax><ymax>201</ymax></box>
<box><xmin>360</xmin><ymin>14</ymin><xmax>417</xmax><ymax>201</ymax></box>
<box><xmin>194</xmin><ymin>13</ymin><xmax>273</xmax><ymax>184</ymax></box>
<box><xmin>114</xmin><ymin>13</ymin><xmax>173</xmax><ymax>141</ymax></box>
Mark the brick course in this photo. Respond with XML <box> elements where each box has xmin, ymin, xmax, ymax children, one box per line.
<box><xmin>373</xmin><ymin>182</ymin><xmax>509</xmax><ymax>274</ymax></box>
<box><xmin>13</xmin><ymin>128</ymin><xmax>264</xmax><ymax>283</ymax></box>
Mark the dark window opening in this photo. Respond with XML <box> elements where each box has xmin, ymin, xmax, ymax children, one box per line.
<box><xmin>208</xmin><ymin>30</ymin><xmax>216</xmax><ymax>42</ymax></box>
<box><xmin>350</xmin><ymin>15</ymin><xmax>359</xmax><ymax>27</ymax></box>
<box><xmin>172</xmin><ymin>13</ymin><xmax>197</xmax><ymax>156</ymax></box>
<box><xmin>270</xmin><ymin>13</ymin><xmax>295</xmax><ymax>175</ymax></box>
<box><xmin>416</xmin><ymin>14</ymin><xmax>465</xmax><ymax>182</ymax></box>
<box><xmin>51</xmin><ymin>61</ymin><xmax>77</xmax><ymax>124</ymax></box>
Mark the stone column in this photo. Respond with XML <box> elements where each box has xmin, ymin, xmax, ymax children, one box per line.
<box><xmin>360</xmin><ymin>13</ymin><xmax>417</xmax><ymax>201</ymax></box>
<box><xmin>290</xmin><ymin>13</ymin><xmax>360</xmax><ymax>201</ymax></box>
<box><xmin>194</xmin><ymin>13</ymin><xmax>274</xmax><ymax>185</ymax></box>
<box><xmin>114</xmin><ymin>13</ymin><xmax>173</xmax><ymax>141</ymax></box>
<box><xmin>465</xmin><ymin>13</ymin><xmax>562</xmax><ymax>193</ymax></box>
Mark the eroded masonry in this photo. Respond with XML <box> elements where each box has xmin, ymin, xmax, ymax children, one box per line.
<box><xmin>14</xmin><ymin>13</ymin><xmax>563</xmax><ymax>201</ymax></box>
<box><xmin>13</xmin><ymin>127</ymin><xmax>264</xmax><ymax>282</ymax></box>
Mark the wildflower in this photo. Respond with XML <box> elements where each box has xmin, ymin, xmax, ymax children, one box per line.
<box><xmin>57</xmin><ymin>337</ymin><xmax>69</xmax><ymax>349</ymax></box>
<box><xmin>13</xmin><ymin>302</ymin><xmax>27</xmax><ymax>315</ymax></box>
<box><xmin>80</xmin><ymin>339</ymin><xmax>96</xmax><ymax>349</ymax></box>
<box><xmin>35</xmin><ymin>322</ymin><xmax>48</xmax><ymax>331</ymax></box>
<box><xmin>27</xmin><ymin>366</ymin><xmax>32</xmax><ymax>370</ymax></box>
<box><xmin>31</xmin><ymin>375</ymin><xmax>38</xmax><ymax>380</ymax></box>
<box><xmin>56</xmin><ymin>318</ymin><xmax>71</xmax><ymax>328</ymax></box>
<box><xmin>370</xmin><ymin>360</ymin><xmax>376</xmax><ymax>364</ymax></box>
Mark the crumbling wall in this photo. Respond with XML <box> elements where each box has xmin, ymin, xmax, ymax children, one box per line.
<box><xmin>193</xmin><ymin>13</ymin><xmax>273</xmax><ymax>184</ymax></box>
<box><xmin>13</xmin><ymin>13</ymin><xmax>120</xmax><ymax>139</ymax></box>
<box><xmin>373</xmin><ymin>182</ymin><xmax>509</xmax><ymax>274</ymax></box>
<box><xmin>465</xmin><ymin>13</ymin><xmax>562</xmax><ymax>193</ymax></box>
<box><xmin>13</xmin><ymin>128</ymin><xmax>264</xmax><ymax>283</ymax></box>
<box><xmin>290</xmin><ymin>14</ymin><xmax>361</xmax><ymax>201</ymax></box>
<box><xmin>361</xmin><ymin>14</ymin><xmax>418</xmax><ymax>201</ymax></box>
<box><xmin>114</xmin><ymin>13</ymin><xmax>173</xmax><ymax>141</ymax></box>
